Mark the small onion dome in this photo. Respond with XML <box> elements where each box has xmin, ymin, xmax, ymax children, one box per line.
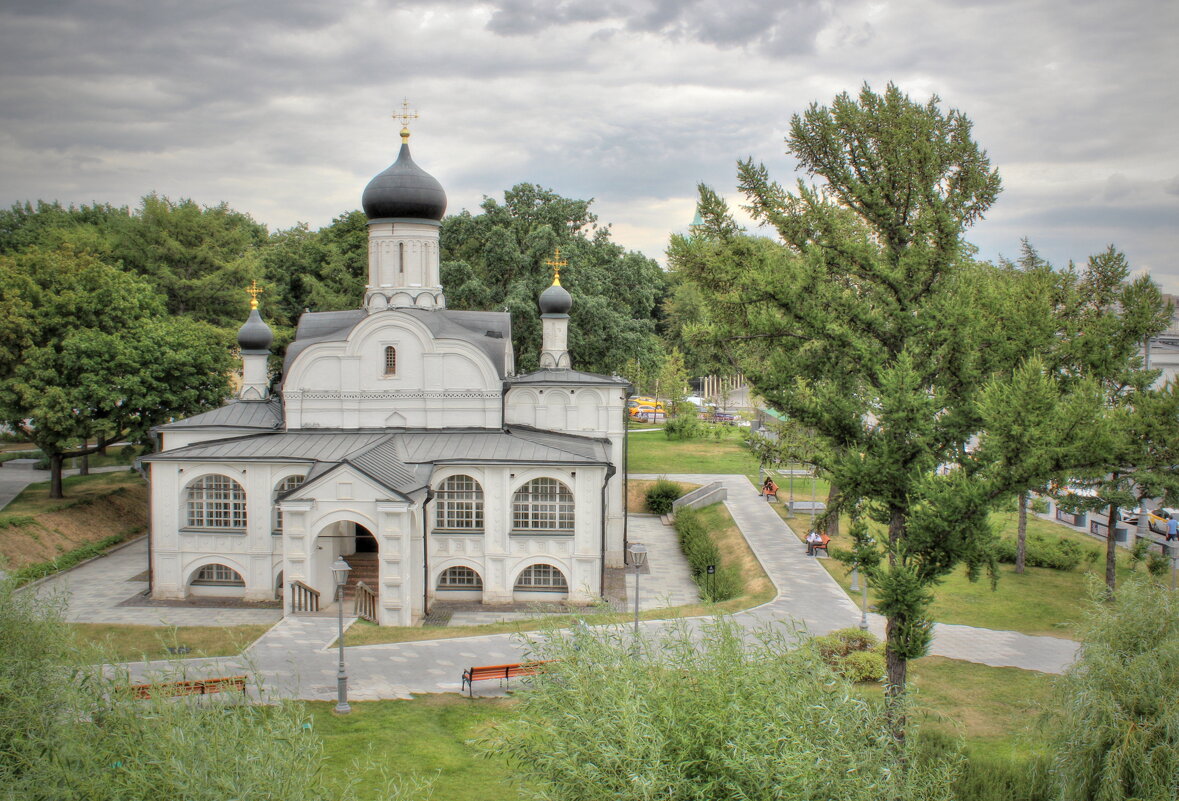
<box><xmin>362</xmin><ymin>141</ymin><xmax>447</xmax><ymax>221</ymax></box>
<box><xmin>237</xmin><ymin>308</ymin><xmax>273</xmax><ymax>351</ymax></box>
<box><xmin>539</xmin><ymin>282</ymin><xmax>572</xmax><ymax>315</ymax></box>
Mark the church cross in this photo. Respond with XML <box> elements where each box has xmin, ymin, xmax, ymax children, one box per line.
<box><xmin>394</xmin><ymin>98</ymin><xmax>419</xmax><ymax>141</ymax></box>
<box><xmin>246</xmin><ymin>280</ymin><xmax>263</xmax><ymax>310</ymax></box>
<box><xmin>544</xmin><ymin>248</ymin><xmax>568</xmax><ymax>286</ymax></box>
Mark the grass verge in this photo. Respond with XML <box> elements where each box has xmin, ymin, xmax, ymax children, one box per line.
<box><xmin>70</xmin><ymin>622</ymin><xmax>274</xmax><ymax>663</ymax></box>
<box><xmin>626</xmin><ymin>478</ymin><xmax>700</xmax><ymax>514</ymax></box>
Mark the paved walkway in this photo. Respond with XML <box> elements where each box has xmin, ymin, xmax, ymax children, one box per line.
<box><xmin>104</xmin><ymin>473</ymin><xmax>1079</xmax><ymax>700</ymax></box>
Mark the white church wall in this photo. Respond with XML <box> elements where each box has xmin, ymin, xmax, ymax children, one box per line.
<box><xmin>284</xmin><ymin>312</ymin><xmax>502</xmax><ymax>430</ymax></box>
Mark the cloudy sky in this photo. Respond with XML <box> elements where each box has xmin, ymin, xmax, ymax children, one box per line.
<box><xmin>1</xmin><ymin>0</ymin><xmax>1176</xmax><ymax>289</ymax></box>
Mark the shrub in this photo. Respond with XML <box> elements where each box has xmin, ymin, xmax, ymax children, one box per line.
<box><xmin>1147</xmin><ymin>552</ymin><xmax>1169</xmax><ymax>577</ymax></box>
<box><xmin>663</xmin><ymin>414</ymin><xmax>704</xmax><ymax>440</ymax></box>
<box><xmin>673</xmin><ymin>506</ymin><xmax>738</xmax><ymax>602</ymax></box>
<box><xmin>645</xmin><ymin>478</ymin><xmax>683</xmax><ymax>516</ymax></box>
<box><xmin>994</xmin><ymin>534</ymin><xmax>1082</xmax><ymax>571</ymax></box>
<box><xmin>840</xmin><ymin>649</ymin><xmax>886</xmax><ymax>683</ymax></box>
<box><xmin>1030</xmin><ymin>496</ymin><xmax>1049</xmax><ymax>514</ymax></box>
<box><xmin>487</xmin><ymin>618</ymin><xmax>961</xmax><ymax>801</ymax></box>
<box><xmin>809</xmin><ymin>628</ymin><xmax>883</xmax><ymax>682</ymax></box>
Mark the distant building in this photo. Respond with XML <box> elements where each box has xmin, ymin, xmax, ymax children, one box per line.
<box><xmin>141</xmin><ymin>126</ymin><xmax>629</xmax><ymax>625</ymax></box>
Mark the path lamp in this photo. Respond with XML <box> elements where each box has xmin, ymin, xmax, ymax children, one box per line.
<box><xmin>332</xmin><ymin>556</ymin><xmax>352</xmax><ymax>715</ymax></box>
<box><xmin>628</xmin><ymin>543</ymin><xmax>648</xmax><ymax>637</ymax></box>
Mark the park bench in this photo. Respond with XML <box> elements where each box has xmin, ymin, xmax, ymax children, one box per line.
<box><xmin>128</xmin><ymin>675</ymin><xmax>247</xmax><ymax>699</ymax></box>
<box><xmin>461</xmin><ymin>661</ymin><xmax>553</xmax><ymax>697</ymax></box>
<box><xmin>808</xmin><ymin>534</ymin><xmax>831</xmax><ymax>557</ymax></box>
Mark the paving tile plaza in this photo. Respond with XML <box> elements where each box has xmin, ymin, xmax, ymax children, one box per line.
<box><xmin>48</xmin><ymin>473</ymin><xmax>1079</xmax><ymax>699</ymax></box>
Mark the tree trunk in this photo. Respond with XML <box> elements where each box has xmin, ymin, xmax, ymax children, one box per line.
<box><xmin>825</xmin><ymin>483</ymin><xmax>840</xmax><ymax>538</ymax></box>
<box><xmin>79</xmin><ymin>452</ymin><xmax>89</xmax><ymax>476</ymax></box>
<box><xmin>49</xmin><ymin>452</ymin><xmax>64</xmax><ymax>499</ymax></box>
<box><xmin>1015</xmin><ymin>491</ymin><xmax>1028</xmax><ymax>574</ymax></box>
<box><xmin>884</xmin><ymin>507</ymin><xmax>907</xmax><ymax>748</ymax></box>
<box><xmin>1105</xmin><ymin>492</ymin><xmax>1119</xmax><ymax>595</ymax></box>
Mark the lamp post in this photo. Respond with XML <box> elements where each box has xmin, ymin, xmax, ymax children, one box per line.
<box><xmin>332</xmin><ymin>556</ymin><xmax>351</xmax><ymax>715</ymax></box>
<box><xmin>859</xmin><ymin>572</ymin><xmax>869</xmax><ymax>631</ymax></box>
<box><xmin>628</xmin><ymin>543</ymin><xmax>648</xmax><ymax>636</ymax></box>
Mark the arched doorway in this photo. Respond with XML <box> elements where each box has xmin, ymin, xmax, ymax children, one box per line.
<box><xmin>354</xmin><ymin>524</ymin><xmax>378</xmax><ymax>553</ymax></box>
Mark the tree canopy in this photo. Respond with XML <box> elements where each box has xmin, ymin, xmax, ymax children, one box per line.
<box><xmin>669</xmin><ymin>83</ymin><xmax>1166</xmax><ymax>741</ymax></box>
<box><xmin>440</xmin><ymin>183</ymin><xmax>667</xmax><ymax>375</ymax></box>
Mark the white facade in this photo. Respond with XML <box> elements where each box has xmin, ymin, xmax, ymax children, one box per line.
<box><xmin>143</xmin><ymin>136</ymin><xmax>629</xmax><ymax>626</ymax></box>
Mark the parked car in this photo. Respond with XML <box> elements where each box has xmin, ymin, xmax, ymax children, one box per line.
<box><xmin>1119</xmin><ymin>509</ymin><xmax>1141</xmax><ymax>526</ymax></box>
<box><xmin>629</xmin><ymin>400</ymin><xmax>666</xmax><ymax>418</ymax></box>
<box><xmin>1148</xmin><ymin>507</ymin><xmax>1179</xmax><ymax>535</ymax></box>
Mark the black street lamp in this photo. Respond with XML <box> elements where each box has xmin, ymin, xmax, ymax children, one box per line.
<box><xmin>628</xmin><ymin>542</ymin><xmax>648</xmax><ymax>636</ymax></box>
<box><xmin>332</xmin><ymin>556</ymin><xmax>352</xmax><ymax>714</ymax></box>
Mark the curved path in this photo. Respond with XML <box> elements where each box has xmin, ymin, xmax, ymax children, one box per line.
<box><xmin>117</xmin><ymin>473</ymin><xmax>1078</xmax><ymax>700</ymax></box>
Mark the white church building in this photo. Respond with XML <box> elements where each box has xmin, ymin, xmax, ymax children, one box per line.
<box><xmin>141</xmin><ymin>126</ymin><xmax>629</xmax><ymax>626</ymax></box>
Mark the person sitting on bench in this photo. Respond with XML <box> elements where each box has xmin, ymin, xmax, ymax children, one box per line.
<box><xmin>760</xmin><ymin>477</ymin><xmax>779</xmax><ymax>500</ymax></box>
<box><xmin>806</xmin><ymin>530</ymin><xmax>823</xmax><ymax>555</ymax></box>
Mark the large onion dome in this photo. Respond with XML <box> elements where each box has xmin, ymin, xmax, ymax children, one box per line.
<box><xmin>362</xmin><ymin>138</ymin><xmax>447</xmax><ymax>221</ymax></box>
<box><xmin>539</xmin><ymin>280</ymin><xmax>572</xmax><ymax>315</ymax></box>
<box><xmin>237</xmin><ymin>307</ymin><xmax>273</xmax><ymax>351</ymax></box>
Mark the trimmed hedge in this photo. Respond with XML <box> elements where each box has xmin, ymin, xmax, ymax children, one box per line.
<box><xmin>673</xmin><ymin>506</ymin><xmax>741</xmax><ymax>602</ymax></box>
<box><xmin>995</xmin><ymin>534</ymin><xmax>1082</xmax><ymax>571</ymax></box>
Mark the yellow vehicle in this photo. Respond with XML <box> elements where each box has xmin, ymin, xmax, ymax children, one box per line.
<box><xmin>627</xmin><ymin>399</ymin><xmax>666</xmax><ymax>418</ymax></box>
<box><xmin>1148</xmin><ymin>507</ymin><xmax>1179</xmax><ymax>535</ymax></box>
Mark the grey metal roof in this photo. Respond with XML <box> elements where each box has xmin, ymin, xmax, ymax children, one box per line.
<box><xmin>397</xmin><ymin>428</ymin><xmax>609</xmax><ymax>465</ymax></box>
<box><xmin>155</xmin><ymin>398</ymin><xmax>283</xmax><ymax>431</ymax></box>
<box><xmin>346</xmin><ymin>437</ymin><xmax>432</xmax><ymax>492</ymax></box>
<box><xmin>508</xmin><ymin>368</ymin><xmax>629</xmax><ymax>387</ymax></box>
<box><xmin>142</xmin><ymin>431</ymin><xmax>388</xmax><ymax>463</ymax></box>
<box><xmin>282</xmin><ymin>308</ymin><xmax>512</xmax><ymax>378</ymax></box>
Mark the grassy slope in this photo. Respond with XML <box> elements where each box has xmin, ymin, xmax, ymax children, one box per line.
<box><xmin>0</xmin><ymin>471</ymin><xmax>147</xmax><ymax>574</ymax></box>
<box><xmin>626</xmin><ymin>427</ymin><xmax>759</xmax><ymax>475</ymax></box>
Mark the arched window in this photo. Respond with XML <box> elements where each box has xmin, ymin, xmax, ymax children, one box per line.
<box><xmin>191</xmin><ymin>564</ymin><xmax>244</xmax><ymax>586</ymax></box>
<box><xmin>384</xmin><ymin>346</ymin><xmax>397</xmax><ymax>375</ymax></box>
<box><xmin>514</xmin><ymin>564</ymin><xmax>568</xmax><ymax>590</ymax></box>
<box><xmin>435</xmin><ymin>475</ymin><xmax>484</xmax><ymax>530</ymax></box>
<box><xmin>438</xmin><ymin>566</ymin><xmax>483</xmax><ymax>589</ymax></box>
<box><xmin>512</xmin><ymin>478</ymin><xmax>574</xmax><ymax>531</ymax></box>
<box><xmin>185</xmin><ymin>475</ymin><xmax>246</xmax><ymax>529</ymax></box>
<box><xmin>273</xmin><ymin>474</ymin><xmax>306</xmax><ymax>533</ymax></box>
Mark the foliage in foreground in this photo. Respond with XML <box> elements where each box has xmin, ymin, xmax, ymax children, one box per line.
<box><xmin>485</xmin><ymin>618</ymin><xmax>960</xmax><ymax>801</ymax></box>
<box><xmin>0</xmin><ymin>580</ymin><xmax>411</xmax><ymax>801</ymax></box>
<box><xmin>1049</xmin><ymin>576</ymin><xmax>1179</xmax><ymax>800</ymax></box>
<box><xmin>644</xmin><ymin>477</ymin><xmax>683</xmax><ymax>515</ymax></box>
<box><xmin>810</xmin><ymin>627</ymin><xmax>885</xmax><ymax>683</ymax></box>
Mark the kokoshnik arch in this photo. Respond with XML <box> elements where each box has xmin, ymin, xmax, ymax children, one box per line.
<box><xmin>140</xmin><ymin>117</ymin><xmax>630</xmax><ymax>626</ymax></box>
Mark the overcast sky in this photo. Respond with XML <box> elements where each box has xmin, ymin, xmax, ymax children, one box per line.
<box><xmin>1</xmin><ymin>0</ymin><xmax>1176</xmax><ymax>290</ymax></box>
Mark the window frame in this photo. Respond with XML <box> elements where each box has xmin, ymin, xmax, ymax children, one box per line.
<box><xmin>384</xmin><ymin>345</ymin><xmax>397</xmax><ymax>376</ymax></box>
<box><xmin>191</xmin><ymin>563</ymin><xmax>245</xmax><ymax>586</ymax></box>
<box><xmin>437</xmin><ymin>565</ymin><xmax>484</xmax><ymax>589</ymax></box>
<box><xmin>184</xmin><ymin>474</ymin><xmax>247</xmax><ymax>531</ymax></box>
<box><xmin>512</xmin><ymin>477</ymin><xmax>575</xmax><ymax>533</ymax></box>
<box><xmin>273</xmin><ymin>474</ymin><xmax>306</xmax><ymax>534</ymax></box>
<box><xmin>434</xmin><ymin>474</ymin><xmax>485</xmax><ymax>532</ymax></box>
<box><xmin>514</xmin><ymin>563</ymin><xmax>569</xmax><ymax>591</ymax></box>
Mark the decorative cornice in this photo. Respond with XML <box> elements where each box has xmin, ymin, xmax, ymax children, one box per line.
<box><xmin>286</xmin><ymin>389</ymin><xmax>500</xmax><ymax>401</ymax></box>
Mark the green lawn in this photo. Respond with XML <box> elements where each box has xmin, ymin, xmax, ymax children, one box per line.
<box><xmin>309</xmin><ymin>695</ymin><xmax>524</xmax><ymax>801</ymax></box>
<box><xmin>626</xmin><ymin>427</ymin><xmax>759</xmax><ymax>474</ymax></box>
<box><xmin>782</xmin><ymin>507</ymin><xmax>1139</xmax><ymax>637</ymax></box>
<box><xmin>71</xmin><ymin>622</ymin><xmax>274</xmax><ymax>662</ymax></box>
<box><xmin>1</xmin><ymin>469</ymin><xmax>143</xmax><ymax>517</ymax></box>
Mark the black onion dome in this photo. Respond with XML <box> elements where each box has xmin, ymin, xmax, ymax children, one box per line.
<box><xmin>362</xmin><ymin>142</ymin><xmax>447</xmax><ymax>221</ymax></box>
<box><xmin>539</xmin><ymin>282</ymin><xmax>572</xmax><ymax>315</ymax></box>
<box><xmin>237</xmin><ymin>308</ymin><xmax>273</xmax><ymax>351</ymax></box>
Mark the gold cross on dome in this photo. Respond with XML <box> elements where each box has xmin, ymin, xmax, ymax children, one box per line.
<box><xmin>246</xmin><ymin>280</ymin><xmax>263</xmax><ymax>309</ymax></box>
<box><xmin>393</xmin><ymin>98</ymin><xmax>419</xmax><ymax>142</ymax></box>
<box><xmin>544</xmin><ymin>248</ymin><xmax>568</xmax><ymax>286</ymax></box>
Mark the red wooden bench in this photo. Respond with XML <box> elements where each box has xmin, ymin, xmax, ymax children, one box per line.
<box><xmin>807</xmin><ymin>534</ymin><xmax>831</xmax><ymax>557</ymax></box>
<box><xmin>128</xmin><ymin>675</ymin><xmax>247</xmax><ymax>699</ymax></box>
<box><xmin>461</xmin><ymin>661</ymin><xmax>553</xmax><ymax>697</ymax></box>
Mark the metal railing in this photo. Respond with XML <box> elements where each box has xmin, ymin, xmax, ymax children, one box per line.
<box><xmin>290</xmin><ymin>580</ymin><xmax>320</xmax><ymax>613</ymax></box>
<box><xmin>353</xmin><ymin>581</ymin><xmax>378</xmax><ymax>623</ymax></box>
